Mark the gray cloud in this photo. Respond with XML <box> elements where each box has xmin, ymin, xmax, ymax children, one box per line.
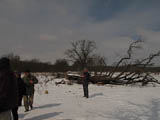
<box><xmin>0</xmin><ymin>0</ymin><xmax>160</xmax><ymax>65</ymax></box>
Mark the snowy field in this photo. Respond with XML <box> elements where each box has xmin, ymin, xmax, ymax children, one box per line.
<box><xmin>18</xmin><ymin>74</ymin><xmax>160</xmax><ymax>120</ymax></box>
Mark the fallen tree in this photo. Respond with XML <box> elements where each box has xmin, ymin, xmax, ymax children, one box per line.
<box><xmin>65</xmin><ymin>39</ymin><xmax>160</xmax><ymax>86</ymax></box>
<box><xmin>67</xmin><ymin>40</ymin><xmax>160</xmax><ymax>86</ymax></box>
<box><xmin>93</xmin><ymin>40</ymin><xmax>160</xmax><ymax>85</ymax></box>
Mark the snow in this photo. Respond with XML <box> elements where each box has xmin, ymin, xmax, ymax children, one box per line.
<box><xmin>18</xmin><ymin>75</ymin><xmax>160</xmax><ymax>120</ymax></box>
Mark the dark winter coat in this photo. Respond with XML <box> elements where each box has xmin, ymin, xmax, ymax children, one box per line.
<box><xmin>17</xmin><ymin>77</ymin><xmax>26</xmax><ymax>106</ymax></box>
<box><xmin>83</xmin><ymin>72</ymin><xmax>90</xmax><ymax>85</ymax></box>
<box><xmin>0</xmin><ymin>70</ymin><xmax>18</xmax><ymax>113</ymax></box>
<box><xmin>22</xmin><ymin>74</ymin><xmax>38</xmax><ymax>95</ymax></box>
<box><xmin>17</xmin><ymin>77</ymin><xmax>26</xmax><ymax>96</ymax></box>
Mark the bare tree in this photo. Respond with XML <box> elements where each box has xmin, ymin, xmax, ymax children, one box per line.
<box><xmin>65</xmin><ymin>40</ymin><xmax>97</xmax><ymax>70</ymax></box>
<box><xmin>97</xmin><ymin>40</ymin><xmax>160</xmax><ymax>85</ymax></box>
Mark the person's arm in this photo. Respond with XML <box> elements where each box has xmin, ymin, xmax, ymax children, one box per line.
<box><xmin>30</xmin><ymin>75</ymin><xmax>38</xmax><ymax>84</ymax></box>
<box><xmin>33</xmin><ymin>76</ymin><xmax>38</xmax><ymax>84</ymax></box>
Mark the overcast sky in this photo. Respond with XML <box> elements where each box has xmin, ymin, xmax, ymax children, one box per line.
<box><xmin>0</xmin><ymin>0</ymin><xmax>160</xmax><ymax>65</ymax></box>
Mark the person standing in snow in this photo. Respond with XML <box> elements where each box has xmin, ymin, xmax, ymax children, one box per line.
<box><xmin>12</xmin><ymin>71</ymin><xmax>26</xmax><ymax>120</ymax></box>
<box><xmin>0</xmin><ymin>57</ymin><xmax>18</xmax><ymax>120</ymax></box>
<box><xmin>82</xmin><ymin>68</ymin><xmax>90</xmax><ymax>98</ymax></box>
<box><xmin>22</xmin><ymin>70</ymin><xmax>38</xmax><ymax>112</ymax></box>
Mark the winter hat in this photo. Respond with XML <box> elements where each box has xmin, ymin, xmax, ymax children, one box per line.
<box><xmin>0</xmin><ymin>57</ymin><xmax>10</xmax><ymax>70</ymax></box>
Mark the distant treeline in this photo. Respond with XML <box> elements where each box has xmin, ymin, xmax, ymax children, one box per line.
<box><xmin>11</xmin><ymin>60</ymin><xmax>160</xmax><ymax>73</ymax></box>
<box><xmin>2</xmin><ymin>53</ymin><xmax>160</xmax><ymax>73</ymax></box>
<box><xmin>89</xmin><ymin>66</ymin><xmax>160</xmax><ymax>73</ymax></box>
<box><xmin>11</xmin><ymin>59</ymin><xmax>54</xmax><ymax>72</ymax></box>
<box><xmin>11</xmin><ymin>61</ymin><xmax>160</xmax><ymax>73</ymax></box>
<box><xmin>3</xmin><ymin>53</ymin><xmax>69</xmax><ymax>72</ymax></box>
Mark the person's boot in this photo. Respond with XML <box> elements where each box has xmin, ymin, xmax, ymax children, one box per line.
<box><xmin>30</xmin><ymin>105</ymin><xmax>33</xmax><ymax>110</ymax></box>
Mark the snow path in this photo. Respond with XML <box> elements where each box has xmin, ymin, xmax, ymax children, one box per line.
<box><xmin>18</xmin><ymin>79</ymin><xmax>160</xmax><ymax>120</ymax></box>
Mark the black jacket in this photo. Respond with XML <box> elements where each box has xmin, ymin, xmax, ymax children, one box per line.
<box><xmin>17</xmin><ymin>77</ymin><xmax>26</xmax><ymax>96</ymax></box>
<box><xmin>17</xmin><ymin>77</ymin><xmax>26</xmax><ymax>106</ymax></box>
<box><xmin>83</xmin><ymin>72</ymin><xmax>90</xmax><ymax>85</ymax></box>
<box><xmin>0</xmin><ymin>70</ymin><xmax>18</xmax><ymax>113</ymax></box>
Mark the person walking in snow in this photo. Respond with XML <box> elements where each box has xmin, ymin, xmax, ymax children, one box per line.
<box><xmin>22</xmin><ymin>70</ymin><xmax>38</xmax><ymax>112</ymax></box>
<box><xmin>82</xmin><ymin>68</ymin><xmax>90</xmax><ymax>98</ymax></box>
<box><xmin>12</xmin><ymin>71</ymin><xmax>26</xmax><ymax>120</ymax></box>
<box><xmin>0</xmin><ymin>57</ymin><xmax>18</xmax><ymax>120</ymax></box>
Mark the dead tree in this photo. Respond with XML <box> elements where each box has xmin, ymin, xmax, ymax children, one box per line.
<box><xmin>102</xmin><ymin>40</ymin><xmax>160</xmax><ymax>85</ymax></box>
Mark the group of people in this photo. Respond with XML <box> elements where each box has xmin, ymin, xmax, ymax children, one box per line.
<box><xmin>0</xmin><ymin>57</ymin><xmax>91</xmax><ymax>120</ymax></box>
<box><xmin>0</xmin><ymin>57</ymin><xmax>38</xmax><ymax>120</ymax></box>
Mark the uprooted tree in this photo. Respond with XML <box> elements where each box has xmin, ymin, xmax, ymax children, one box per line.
<box><xmin>66</xmin><ymin>39</ymin><xmax>160</xmax><ymax>86</ymax></box>
<box><xmin>92</xmin><ymin>40</ymin><xmax>160</xmax><ymax>85</ymax></box>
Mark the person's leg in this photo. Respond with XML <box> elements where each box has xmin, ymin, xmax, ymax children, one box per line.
<box><xmin>23</xmin><ymin>95</ymin><xmax>29</xmax><ymax>112</ymax></box>
<box><xmin>83</xmin><ymin>84</ymin><xmax>86</xmax><ymax>97</ymax></box>
<box><xmin>18</xmin><ymin>96</ymin><xmax>23</xmax><ymax>106</ymax></box>
<box><xmin>29</xmin><ymin>94</ymin><xmax>34</xmax><ymax>109</ymax></box>
<box><xmin>12</xmin><ymin>107</ymin><xmax>18</xmax><ymax>120</ymax></box>
<box><xmin>85</xmin><ymin>85</ymin><xmax>89</xmax><ymax>98</ymax></box>
<box><xmin>0</xmin><ymin>110</ymin><xmax>12</xmax><ymax>120</ymax></box>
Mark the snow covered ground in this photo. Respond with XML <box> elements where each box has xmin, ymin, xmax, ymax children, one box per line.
<box><xmin>19</xmin><ymin>74</ymin><xmax>160</xmax><ymax>120</ymax></box>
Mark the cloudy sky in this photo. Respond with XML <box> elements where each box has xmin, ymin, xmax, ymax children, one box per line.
<box><xmin>0</xmin><ymin>0</ymin><xmax>160</xmax><ymax>65</ymax></box>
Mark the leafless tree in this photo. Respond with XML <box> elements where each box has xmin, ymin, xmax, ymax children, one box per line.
<box><xmin>65</xmin><ymin>40</ymin><xmax>97</xmax><ymax>70</ymax></box>
<box><xmin>95</xmin><ymin>40</ymin><xmax>160</xmax><ymax>85</ymax></box>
